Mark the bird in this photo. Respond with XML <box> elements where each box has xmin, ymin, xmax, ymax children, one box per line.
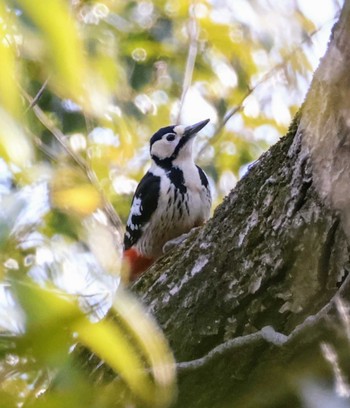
<box><xmin>123</xmin><ymin>118</ymin><xmax>212</xmax><ymax>280</ymax></box>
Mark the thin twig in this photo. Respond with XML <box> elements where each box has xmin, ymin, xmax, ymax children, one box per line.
<box><xmin>24</xmin><ymin>76</ymin><xmax>50</xmax><ymax>113</ymax></box>
<box><xmin>176</xmin><ymin>1</ymin><xmax>199</xmax><ymax>124</ymax></box>
<box><xmin>22</xmin><ymin>87</ymin><xmax>88</xmax><ymax>170</ymax></box>
<box><xmin>197</xmin><ymin>15</ymin><xmax>339</xmax><ymax>159</ymax></box>
<box><xmin>177</xmin><ymin>271</ymin><xmax>350</xmax><ymax>373</ymax></box>
<box><xmin>32</xmin><ymin>133</ymin><xmax>59</xmax><ymax>162</ymax></box>
<box><xmin>22</xmin><ymin>88</ymin><xmax>123</xmax><ymax>232</ymax></box>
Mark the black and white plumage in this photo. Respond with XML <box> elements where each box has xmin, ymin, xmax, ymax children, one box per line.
<box><xmin>124</xmin><ymin>119</ymin><xmax>211</xmax><ymax>275</ymax></box>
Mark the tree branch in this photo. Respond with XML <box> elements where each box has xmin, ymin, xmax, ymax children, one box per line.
<box><xmin>177</xmin><ymin>272</ymin><xmax>350</xmax><ymax>373</ymax></box>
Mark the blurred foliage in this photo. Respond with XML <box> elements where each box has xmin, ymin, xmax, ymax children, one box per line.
<box><xmin>0</xmin><ymin>0</ymin><xmax>343</xmax><ymax>407</ymax></box>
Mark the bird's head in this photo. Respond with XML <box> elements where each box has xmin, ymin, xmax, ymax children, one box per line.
<box><xmin>149</xmin><ymin>119</ymin><xmax>210</xmax><ymax>168</ymax></box>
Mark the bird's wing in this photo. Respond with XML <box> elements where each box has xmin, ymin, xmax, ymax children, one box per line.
<box><xmin>124</xmin><ymin>171</ymin><xmax>161</xmax><ymax>250</ymax></box>
<box><xmin>196</xmin><ymin>165</ymin><xmax>212</xmax><ymax>215</ymax></box>
<box><xmin>196</xmin><ymin>165</ymin><xmax>209</xmax><ymax>190</ymax></box>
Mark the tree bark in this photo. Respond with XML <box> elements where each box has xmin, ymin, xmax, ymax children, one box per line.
<box><xmin>129</xmin><ymin>2</ymin><xmax>350</xmax><ymax>407</ymax></box>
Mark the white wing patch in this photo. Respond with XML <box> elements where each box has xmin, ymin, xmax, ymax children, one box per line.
<box><xmin>131</xmin><ymin>197</ymin><xmax>142</xmax><ymax>216</ymax></box>
<box><xmin>126</xmin><ymin>197</ymin><xmax>143</xmax><ymax>231</ymax></box>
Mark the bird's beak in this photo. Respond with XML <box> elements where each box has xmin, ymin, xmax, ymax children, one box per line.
<box><xmin>183</xmin><ymin>118</ymin><xmax>210</xmax><ymax>140</ymax></box>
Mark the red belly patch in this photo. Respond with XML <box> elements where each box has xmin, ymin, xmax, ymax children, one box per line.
<box><xmin>123</xmin><ymin>248</ymin><xmax>154</xmax><ymax>281</ymax></box>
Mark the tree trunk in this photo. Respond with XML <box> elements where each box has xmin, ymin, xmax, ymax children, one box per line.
<box><xmin>130</xmin><ymin>2</ymin><xmax>350</xmax><ymax>407</ymax></box>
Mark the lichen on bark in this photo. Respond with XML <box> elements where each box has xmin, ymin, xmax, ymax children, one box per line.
<box><xmin>129</xmin><ymin>3</ymin><xmax>350</xmax><ymax>406</ymax></box>
<box><xmin>134</xmin><ymin>115</ymin><xmax>348</xmax><ymax>361</ymax></box>
<box><xmin>79</xmin><ymin>2</ymin><xmax>350</xmax><ymax>407</ymax></box>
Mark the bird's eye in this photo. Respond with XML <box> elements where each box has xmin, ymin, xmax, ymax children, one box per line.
<box><xmin>166</xmin><ymin>134</ymin><xmax>175</xmax><ymax>142</ymax></box>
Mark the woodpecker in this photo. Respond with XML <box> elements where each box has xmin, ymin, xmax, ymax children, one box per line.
<box><xmin>123</xmin><ymin>118</ymin><xmax>211</xmax><ymax>280</ymax></box>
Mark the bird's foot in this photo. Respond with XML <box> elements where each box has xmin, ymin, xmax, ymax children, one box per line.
<box><xmin>162</xmin><ymin>226</ymin><xmax>201</xmax><ymax>254</ymax></box>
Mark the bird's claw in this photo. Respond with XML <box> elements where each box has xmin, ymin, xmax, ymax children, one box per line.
<box><xmin>162</xmin><ymin>226</ymin><xmax>201</xmax><ymax>254</ymax></box>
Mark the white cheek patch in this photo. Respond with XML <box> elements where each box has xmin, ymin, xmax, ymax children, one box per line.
<box><xmin>174</xmin><ymin>125</ymin><xmax>185</xmax><ymax>137</ymax></box>
<box><xmin>151</xmin><ymin>139</ymin><xmax>175</xmax><ymax>159</ymax></box>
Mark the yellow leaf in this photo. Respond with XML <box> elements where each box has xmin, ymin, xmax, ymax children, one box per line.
<box><xmin>51</xmin><ymin>185</ymin><xmax>101</xmax><ymax>217</ymax></box>
<box><xmin>14</xmin><ymin>278</ymin><xmax>176</xmax><ymax>407</ymax></box>
<box><xmin>0</xmin><ymin>4</ymin><xmax>21</xmax><ymax>117</ymax></box>
<box><xmin>76</xmin><ymin>319</ymin><xmax>157</xmax><ymax>404</ymax></box>
<box><xmin>0</xmin><ymin>108</ymin><xmax>33</xmax><ymax>166</ymax></box>
<box><xmin>17</xmin><ymin>0</ymin><xmax>87</xmax><ymax>103</ymax></box>
<box><xmin>112</xmin><ymin>288</ymin><xmax>177</xmax><ymax>407</ymax></box>
<box><xmin>51</xmin><ymin>167</ymin><xmax>102</xmax><ymax>217</ymax></box>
